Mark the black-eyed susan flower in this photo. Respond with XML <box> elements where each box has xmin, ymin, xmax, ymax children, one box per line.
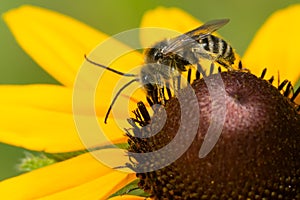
<box><xmin>128</xmin><ymin>70</ymin><xmax>299</xmax><ymax>199</ymax></box>
<box><xmin>1</xmin><ymin>4</ymin><xmax>299</xmax><ymax>200</ymax></box>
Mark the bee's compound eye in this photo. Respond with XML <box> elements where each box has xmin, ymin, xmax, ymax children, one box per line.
<box><xmin>140</xmin><ymin>68</ymin><xmax>156</xmax><ymax>86</ymax></box>
<box><xmin>153</xmin><ymin>50</ymin><xmax>163</xmax><ymax>62</ymax></box>
<box><xmin>142</xmin><ymin>73</ymin><xmax>151</xmax><ymax>83</ymax></box>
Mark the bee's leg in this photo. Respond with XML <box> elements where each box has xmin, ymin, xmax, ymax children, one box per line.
<box><xmin>146</xmin><ymin>96</ymin><xmax>154</xmax><ymax>107</ymax></box>
<box><xmin>159</xmin><ymin>87</ymin><xmax>165</xmax><ymax>105</ymax></box>
<box><xmin>156</xmin><ymin>75</ymin><xmax>165</xmax><ymax>105</ymax></box>
<box><xmin>195</xmin><ymin>67</ymin><xmax>201</xmax><ymax>80</ymax></box>
<box><xmin>196</xmin><ymin>63</ymin><xmax>206</xmax><ymax>78</ymax></box>
<box><xmin>165</xmin><ymin>81</ymin><xmax>172</xmax><ymax>100</ymax></box>
<box><xmin>187</xmin><ymin>68</ymin><xmax>192</xmax><ymax>84</ymax></box>
<box><xmin>147</xmin><ymin>86</ymin><xmax>159</xmax><ymax>105</ymax></box>
<box><xmin>154</xmin><ymin>86</ymin><xmax>161</xmax><ymax>105</ymax></box>
<box><xmin>172</xmin><ymin>76</ymin><xmax>176</xmax><ymax>93</ymax></box>
<box><xmin>218</xmin><ymin>66</ymin><xmax>222</xmax><ymax>73</ymax></box>
<box><xmin>172</xmin><ymin>75</ymin><xmax>181</xmax><ymax>97</ymax></box>
<box><xmin>209</xmin><ymin>62</ymin><xmax>215</xmax><ymax>75</ymax></box>
<box><xmin>177</xmin><ymin>75</ymin><xmax>181</xmax><ymax>91</ymax></box>
<box><xmin>145</xmin><ymin>83</ymin><xmax>157</xmax><ymax>105</ymax></box>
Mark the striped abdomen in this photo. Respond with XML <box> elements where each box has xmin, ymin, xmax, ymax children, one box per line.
<box><xmin>199</xmin><ymin>35</ymin><xmax>237</xmax><ymax>69</ymax></box>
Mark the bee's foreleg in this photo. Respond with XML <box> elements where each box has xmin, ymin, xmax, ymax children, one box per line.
<box><xmin>155</xmin><ymin>74</ymin><xmax>165</xmax><ymax>105</ymax></box>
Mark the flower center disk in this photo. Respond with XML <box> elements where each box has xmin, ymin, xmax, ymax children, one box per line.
<box><xmin>127</xmin><ymin>71</ymin><xmax>300</xmax><ymax>199</ymax></box>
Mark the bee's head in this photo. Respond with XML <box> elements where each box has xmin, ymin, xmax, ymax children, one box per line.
<box><xmin>144</xmin><ymin>40</ymin><xmax>168</xmax><ymax>64</ymax></box>
<box><xmin>139</xmin><ymin>65</ymin><xmax>157</xmax><ymax>92</ymax></box>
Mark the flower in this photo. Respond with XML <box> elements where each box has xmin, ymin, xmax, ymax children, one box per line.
<box><xmin>129</xmin><ymin>71</ymin><xmax>299</xmax><ymax>199</ymax></box>
<box><xmin>1</xmin><ymin>4</ymin><xmax>300</xmax><ymax>200</ymax></box>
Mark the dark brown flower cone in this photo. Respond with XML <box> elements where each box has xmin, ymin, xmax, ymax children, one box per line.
<box><xmin>128</xmin><ymin>71</ymin><xmax>300</xmax><ymax>199</ymax></box>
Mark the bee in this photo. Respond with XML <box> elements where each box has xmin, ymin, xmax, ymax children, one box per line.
<box><xmin>143</xmin><ymin>19</ymin><xmax>238</xmax><ymax>72</ymax></box>
<box><xmin>85</xmin><ymin>19</ymin><xmax>240</xmax><ymax>123</ymax></box>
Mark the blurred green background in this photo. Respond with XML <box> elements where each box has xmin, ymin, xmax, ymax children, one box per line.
<box><xmin>0</xmin><ymin>0</ymin><xmax>298</xmax><ymax>181</ymax></box>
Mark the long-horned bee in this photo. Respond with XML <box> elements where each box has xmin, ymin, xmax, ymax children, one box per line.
<box><xmin>143</xmin><ymin>18</ymin><xmax>238</xmax><ymax>71</ymax></box>
<box><xmin>85</xmin><ymin>19</ymin><xmax>240</xmax><ymax>123</ymax></box>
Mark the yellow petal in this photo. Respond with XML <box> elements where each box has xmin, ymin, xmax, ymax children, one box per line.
<box><xmin>0</xmin><ymin>151</ymin><xmax>135</xmax><ymax>200</ymax></box>
<box><xmin>3</xmin><ymin>5</ymin><xmax>110</xmax><ymax>87</ymax></box>
<box><xmin>0</xmin><ymin>103</ymin><xmax>82</xmax><ymax>152</ymax></box>
<box><xmin>141</xmin><ymin>7</ymin><xmax>201</xmax><ymax>31</ymax></box>
<box><xmin>108</xmin><ymin>195</ymin><xmax>145</xmax><ymax>200</ymax></box>
<box><xmin>0</xmin><ymin>84</ymin><xmax>72</xmax><ymax>113</ymax></box>
<box><xmin>0</xmin><ymin>104</ymin><xmax>127</xmax><ymax>153</ymax></box>
<box><xmin>37</xmin><ymin>171</ymin><xmax>136</xmax><ymax>200</ymax></box>
<box><xmin>140</xmin><ymin>7</ymin><xmax>201</xmax><ymax>48</ymax></box>
<box><xmin>243</xmin><ymin>4</ymin><xmax>300</xmax><ymax>85</ymax></box>
<box><xmin>0</xmin><ymin>84</ymin><xmax>127</xmax><ymax>152</ymax></box>
<box><xmin>3</xmin><ymin>5</ymin><xmax>146</xmax><ymax>127</ymax></box>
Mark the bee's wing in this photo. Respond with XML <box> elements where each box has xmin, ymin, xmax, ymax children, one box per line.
<box><xmin>184</xmin><ymin>19</ymin><xmax>229</xmax><ymax>39</ymax></box>
<box><xmin>163</xmin><ymin>19</ymin><xmax>229</xmax><ymax>54</ymax></box>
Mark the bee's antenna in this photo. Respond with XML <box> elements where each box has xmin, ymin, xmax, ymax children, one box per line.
<box><xmin>84</xmin><ymin>54</ymin><xmax>136</xmax><ymax>77</ymax></box>
<box><xmin>104</xmin><ymin>78</ymin><xmax>139</xmax><ymax>124</ymax></box>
